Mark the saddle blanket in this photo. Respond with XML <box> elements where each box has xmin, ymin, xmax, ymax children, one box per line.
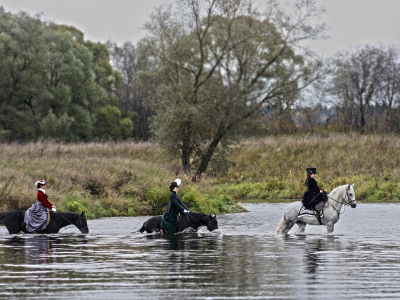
<box><xmin>298</xmin><ymin>205</ymin><xmax>324</xmax><ymax>225</ymax></box>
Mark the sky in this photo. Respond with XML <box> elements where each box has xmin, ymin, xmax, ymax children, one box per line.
<box><xmin>0</xmin><ymin>0</ymin><xmax>399</xmax><ymax>56</ymax></box>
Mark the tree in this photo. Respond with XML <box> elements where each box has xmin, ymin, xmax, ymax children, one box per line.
<box><xmin>331</xmin><ymin>45</ymin><xmax>387</xmax><ymax>133</ymax></box>
<box><xmin>142</xmin><ymin>0</ymin><xmax>327</xmax><ymax>178</ymax></box>
<box><xmin>376</xmin><ymin>45</ymin><xmax>400</xmax><ymax>124</ymax></box>
<box><xmin>94</xmin><ymin>105</ymin><xmax>133</xmax><ymax>140</ymax></box>
<box><xmin>0</xmin><ymin>7</ymin><xmax>126</xmax><ymax>142</ymax></box>
<box><xmin>107</xmin><ymin>40</ymin><xmax>155</xmax><ymax>139</ymax></box>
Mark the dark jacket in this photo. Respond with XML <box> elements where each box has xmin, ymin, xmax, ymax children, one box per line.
<box><xmin>165</xmin><ymin>191</ymin><xmax>188</xmax><ymax>214</ymax></box>
<box><xmin>306</xmin><ymin>178</ymin><xmax>321</xmax><ymax>193</ymax></box>
<box><xmin>302</xmin><ymin>178</ymin><xmax>325</xmax><ymax>209</ymax></box>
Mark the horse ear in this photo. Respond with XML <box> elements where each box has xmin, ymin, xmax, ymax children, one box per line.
<box><xmin>214</xmin><ymin>215</ymin><xmax>216</xmax><ymax>218</ymax></box>
<box><xmin>209</xmin><ymin>214</ymin><xmax>212</xmax><ymax>219</ymax></box>
<box><xmin>81</xmin><ymin>211</ymin><xmax>85</xmax><ymax>215</ymax></box>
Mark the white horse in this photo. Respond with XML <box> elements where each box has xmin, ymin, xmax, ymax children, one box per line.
<box><xmin>276</xmin><ymin>184</ymin><xmax>357</xmax><ymax>234</ymax></box>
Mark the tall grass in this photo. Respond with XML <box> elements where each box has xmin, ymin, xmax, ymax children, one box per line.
<box><xmin>0</xmin><ymin>134</ymin><xmax>399</xmax><ymax>218</ymax></box>
<box><xmin>0</xmin><ymin>141</ymin><xmax>243</xmax><ymax>218</ymax></box>
<box><xmin>219</xmin><ymin>134</ymin><xmax>400</xmax><ymax>202</ymax></box>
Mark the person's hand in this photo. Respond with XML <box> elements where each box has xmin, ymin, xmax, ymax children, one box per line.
<box><xmin>183</xmin><ymin>209</ymin><xmax>190</xmax><ymax>213</ymax></box>
<box><xmin>52</xmin><ymin>206</ymin><xmax>57</xmax><ymax>212</ymax></box>
<box><xmin>320</xmin><ymin>190</ymin><xmax>323</xmax><ymax>193</ymax></box>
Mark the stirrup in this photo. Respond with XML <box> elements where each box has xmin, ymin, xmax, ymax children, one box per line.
<box><xmin>312</xmin><ymin>208</ymin><xmax>323</xmax><ymax>225</ymax></box>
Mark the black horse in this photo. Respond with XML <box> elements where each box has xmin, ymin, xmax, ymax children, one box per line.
<box><xmin>139</xmin><ymin>212</ymin><xmax>218</xmax><ymax>234</ymax></box>
<box><xmin>0</xmin><ymin>209</ymin><xmax>89</xmax><ymax>234</ymax></box>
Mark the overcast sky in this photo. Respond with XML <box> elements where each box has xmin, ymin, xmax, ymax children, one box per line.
<box><xmin>0</xmin><ymin>0</ymin><xmax>399</xmax><ymax>55</ymax></box>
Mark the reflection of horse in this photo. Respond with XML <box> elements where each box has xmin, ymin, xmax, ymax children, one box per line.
<box><xmin>0</xmin><ymin>209</ymin><xmax>89</xmax><ymax>234</ymax></box>
<box><xmin>139</xmin><ymin>212</ymin><xmax>218</xmax><ymax>234</ymax></box>
<box><xmin>276</xmin><ymin>184</ymin><xmax>357</xmax><ymax>234</ymax></box>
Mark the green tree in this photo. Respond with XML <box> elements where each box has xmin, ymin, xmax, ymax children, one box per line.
<box><xmin>94</xmin><ymin>105</ymin><xmax>133</xmax><ymax>140</ymax></box>
<box><xmin>0</xmin><ymin>7</ymin><xmax>113</xmax><ymax>141</ymax></box>
<box><xmin>142</xmin><ymin>0</ymin><xmax>327</xmax><ymax>178</ymax></box>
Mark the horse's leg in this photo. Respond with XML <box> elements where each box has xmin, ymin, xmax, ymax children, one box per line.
<box><xmin>296</xmin><ymin>220</ymin><xmax>307</xmax><ymax>233</ymax></box>
<box><xmin>326</xmin><ymin>222</ymin><xmax>334</xmax><ymax>234</ymax></box>
<box><xmin>281</xmin><ymin>219</ymin><xmax>296</xmax><ymax>234</ymax></box>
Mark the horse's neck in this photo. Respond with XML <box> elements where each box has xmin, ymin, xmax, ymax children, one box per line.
<box><xmin>328</xmin><ymin>188</ymin><xmax>345</xmax><ymax>212</ymax></box>
<box><xmin>199</xmin><ymin>215</ymin><xmax>209</xmax><ymax>227</ymax></box>
<box><xmin>185</xmin><ymin>213</ymin><xmax>207</xmax><ymax>229</ymax></box>
<box><xmin>57</xmin><ymin>213</ymin><xmax>77</xmax><ymax>228</ymax></box>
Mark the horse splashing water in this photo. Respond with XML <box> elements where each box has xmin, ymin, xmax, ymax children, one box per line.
<box><xmin>0</xmin><ymin>209</ymin><xmax>89</xmax><ymax>234</ymax></box>
<box><xmin>139</xmin><ymin>212</ymin><xmax>218</xmax><ymax>234</ymax></box>
<box><xmin>276</xmin><ymin>184</ymin><xmax>356</xmax><ymax>234</ymax></box>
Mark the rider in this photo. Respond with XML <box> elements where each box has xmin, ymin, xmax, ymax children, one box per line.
<box><xmin>24</xmin><ymin>180</ymin><xmax>57</xmax><ymax>232</ymax></box>
<box><xmin>160</xmin><ymin>179</ymin><xmax>190</xmax><ymax>235</ymax></box>
<box><xmin>302</xmin><ymin>167</ymin><xmax>327</xmax><ymax>223</ymax></box>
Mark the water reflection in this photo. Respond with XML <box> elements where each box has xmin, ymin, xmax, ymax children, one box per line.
<box><xmin>0</xmin><ymin>203</ymin><xmax>400</xmax><ymax>299</ymax></box>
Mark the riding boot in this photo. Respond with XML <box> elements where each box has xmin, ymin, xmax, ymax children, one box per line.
<box><xmin>316</xmin><ymin>211</ymin><xmax>323</xmax><ymax>225</ymax></box>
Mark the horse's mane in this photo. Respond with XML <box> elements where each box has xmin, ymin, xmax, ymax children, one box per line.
<box><xmin>329</xmin><ymin>184</ymin><xmax>349</xmax><ymax>200</ymax></box>
<box><xmin>188</xmin><ymin>212</ymin><xmax>209</xmax><ymax>218</ymax></box>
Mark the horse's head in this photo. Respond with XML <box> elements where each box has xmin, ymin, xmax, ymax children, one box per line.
<box><xmin>346</xmin><ymin>184</ymin><xmax>357</xmax><ymax>208</ymax></box>
<box><xmin>78</xmin><ymin>211</ymin><xmax>89</xmax><ymax>234</ymax></box>
<box><xmin>207</xmin><ymin>215</ymin><xmax>218</xmax><ymax>231</ymax></box>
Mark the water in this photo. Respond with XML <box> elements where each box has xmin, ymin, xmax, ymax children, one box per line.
<box><xmin>1</xmin><ymin>203</ymin><xmax>400</xmax><ymax>299</ymax></box>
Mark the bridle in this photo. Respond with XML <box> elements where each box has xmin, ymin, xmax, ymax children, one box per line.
<box><xmin>327</xmin><ymin>185</ymin><xmax>356</xmax><ymax>218</ymax></box>
<box><xmin>58</xmin><ymin>213</ymin><xmax>88</xmax><ymax>233</ymax></box>
<box><xmin>185</xmin><ymin>213</ymin><xmax>215</xmax><ymax>231</ymax></box>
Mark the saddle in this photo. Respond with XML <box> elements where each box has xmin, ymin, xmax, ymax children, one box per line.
<box><xmin>298</xmin><ymin>204</ymin><xmax>324</xmax><ymax>225</ymax></box>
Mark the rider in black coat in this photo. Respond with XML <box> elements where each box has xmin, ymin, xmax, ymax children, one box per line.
<box><xmin>302</xmin><ymin>167</ymin><xmax>327</xmax><ymax>210</ymax></box>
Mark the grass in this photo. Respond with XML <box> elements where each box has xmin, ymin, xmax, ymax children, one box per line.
<box><xmin>1</xmin><ymin>134</ymin><xmax>400</xmax><ymax>218</ymax></box>
<box><xmin>216</xmin><ymin>134</ymin><xmax>400</xmax><ymax>202</ymax></box>
<box><xmin>0</xmin><ymin>142</ymin><xmax>244</xmax><ymax>218</ymax></box>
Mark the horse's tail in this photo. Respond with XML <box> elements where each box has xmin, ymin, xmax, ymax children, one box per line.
<box><xmin>276</xmin><ymin>215</ymin><xmax>285</xmax><ymax>234</ymax></box>
<box><xmin>138</xmin><ymin>222</ymin><xmax>146</xmax><ymax>233</ymax></box>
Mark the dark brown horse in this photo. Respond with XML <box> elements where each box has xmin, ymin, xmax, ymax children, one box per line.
<box><xmin>139</xmin><ymin>212</ymin><xmax>218</xmax><ymax>234</ymax></box>
<box><xmin>0</xmin><ymin>209</ymin><xmax>89</xmax><ymax>234</ymax></box>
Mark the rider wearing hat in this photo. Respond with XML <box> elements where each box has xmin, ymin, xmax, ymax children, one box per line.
<box><xmin>24</xmin><ymin>180</ymin><xmax>56</xmax><ymax>232</ymax></box>
<box><xmin>35</xmin><ymin>180</ymin><xmax>56</xmax><ymax>211</ymax></box>
<box><xmin>160</xmin><ymin>179</ymin><xmax>190</xmax><ymax>235</ymax></box>
<box><xmin>302</xmin><ymin>167</ymin><xmax>327</xmax><ymax>222</ymax></box>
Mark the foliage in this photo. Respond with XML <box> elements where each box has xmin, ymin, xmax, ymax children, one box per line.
<box><xmin>142</xmin><ymin>0</ymin><xmax>327</xmax><ymax>178</ymax></box>
<box><xmin>1</xmin><ymin>136</ymin><xmax>400</xmax><ymax>220</ymax></box>
<box><xmin>0</xmin><ymin>142</ymin><xmax>245</xmax><ymax>218</ymax></box>
<box><xmin>0</xmin><ymin>8</ymin><xmax>131</xmax><ymax>142</ymax></box>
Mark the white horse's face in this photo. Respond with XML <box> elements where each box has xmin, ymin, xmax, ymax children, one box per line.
<box><xmin>346</xmin><ymin>184</ymin><xmax>357</xmax><ymax>208</ymax></box>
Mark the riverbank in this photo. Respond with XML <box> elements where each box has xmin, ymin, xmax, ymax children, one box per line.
<box><xmin>1</xmin><ymin>134</ymin><xmax>399</xmax><ymax>218</ymax></box>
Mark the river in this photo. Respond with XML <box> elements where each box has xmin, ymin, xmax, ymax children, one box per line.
<box><xmin>1</xmin><ymin>202</ymin><xmax>400</xmax><ymax>299</ymax></box>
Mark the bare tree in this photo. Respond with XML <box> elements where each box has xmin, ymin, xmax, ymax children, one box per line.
<box><xmin>331</xmin><ymin>45</ymin><xmax>387</xmax><ymax>133</ymax></box>
<box><xmin>376</xmin><ymin>45</ymin><xmax>400</xmax><ymax>124</ymax></box>
<box><xmin>107</xmin><ymin>40</ymin><xmax>155</xmax><ymax>139</ymax></box>
<box><xmin>142</xmin><ymin>0</ymin><xmax>327</xmax><ymax>178</ymax></box>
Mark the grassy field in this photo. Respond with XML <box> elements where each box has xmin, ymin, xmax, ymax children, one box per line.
<box><xmin>1</xmin><ymin>134</ymin><xmax>399</xmax><ymax>218</ymax></box>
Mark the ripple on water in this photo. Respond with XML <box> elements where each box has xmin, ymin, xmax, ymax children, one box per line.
<box><xmin>1</xmin><ymin>203</ymin><xmax>400</xmax><ymax>299</ymax></box>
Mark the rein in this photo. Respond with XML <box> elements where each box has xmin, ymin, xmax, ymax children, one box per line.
<box><xmin>185</xmin><ymin>213</ymin><xmax>212</xmax><ymax>231</ymax></box>
<box><xmin>326</xmin><ymin>186</ymin><xmax>355</xmax><ymax>218</ymax></box>
<box><xmin>57</xmin><ymin>213</ymin><xmax>87</xmax><ymax>233</ymax></box>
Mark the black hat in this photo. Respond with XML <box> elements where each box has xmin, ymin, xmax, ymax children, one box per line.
<box><xmin>306</xmin><ymin>167</ymin><xmax>317</xmax><ymax>174</ymax></box>
<box><xmin>170</xmin><ymin>182</ymin><xmax>179</xmax><ymax>188</ymax></box>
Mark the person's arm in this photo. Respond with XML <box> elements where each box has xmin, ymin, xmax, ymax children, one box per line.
<box><xmin>37</xmin><ymin>192</ymin><xmax>53</xmax><ymax>209</ymax></box>
<box><xmin>177</xmin><ymin>196</ymin><xmax>189</xmax><ymax>211</ymax></box>
<box><xmin>170</xmin><ymin>193</ymin><xmax>188</xmax><ymax>213</ymax></box>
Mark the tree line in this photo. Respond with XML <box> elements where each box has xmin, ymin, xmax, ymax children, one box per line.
<box><xmin>2</xmin><ymin>1</ymin><xmax>400</xmax><ymax>177</ymax></box>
